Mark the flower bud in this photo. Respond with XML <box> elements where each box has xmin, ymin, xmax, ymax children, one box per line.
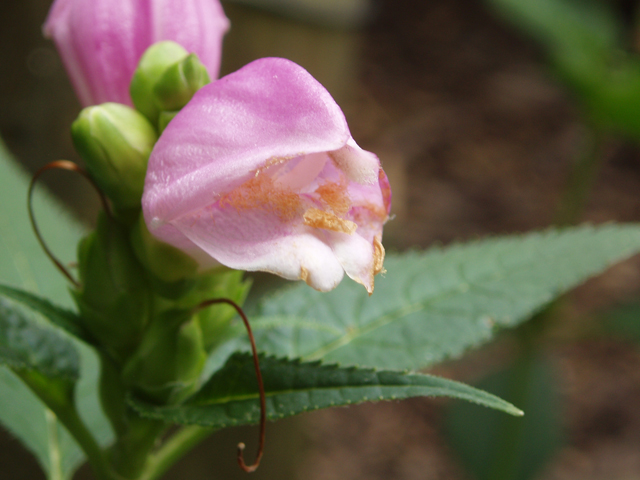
<box><xmin>129</xmin><ymin>42</ymin><xmax>190</xmax><ymax>124</ymax></box>
<box><xmin>130</xmin><ymin>42</ymin><xmax>211</xmax><ymax>126</ymax></box>
<box><xmin>155</xmin><ymin>53</ymin><xmax>211</xmax><ymax>111</ymax></box>
<box><xmin>130</xmin><ymin>214</ymin><xmax>199</xmax><ymax>285</ymax></box>
<box><xmin>72</xmin><ymin>103</ymin><xmax>157</xmax><ymax>211</ymax></box>
<box><xmin>73</xmin><ymin>213</ymin><xmax>150</xmax><ymax>361</ymax></box>
<box><xmin>158</xmin><ymin>111</ymin><xmax>179</xmax><ymax>134</ymax></box>
<box><xmin>189</xmin><ymin>270</ymin><xmax>251</xmax><ymax>350</ymax></box>
<box><xmin>122</xmin><ymin>310</ymin><xmax>207</xmax><ymax>404</ymax></box>
<box><xmin>43</xmin><ymin>0</ymin><xmax>229</xmax><ymax>106</ymax></box>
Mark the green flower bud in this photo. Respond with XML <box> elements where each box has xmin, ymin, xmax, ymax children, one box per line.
<box><xmin>130</xmin><ymin>41</ymin><xmax>189</xmax><ymax>124</ymax></box>
<box><xmin>122</xmin><ymin>309</ymin><xmax>206</xmax><ymax>404</ymax></box>
<box><xmin>73</xmin><ymin>212</ymin><xmax>151</xmax><ymax>361</ymax></box>
<box><xmin>71</xmin><ymin>103</ymin><xmax>157</xmax><ymax>212</ymax></box>
<box><xmin>130</xmin><ymin>214</ymin><xmax>199</xmax><ymax>285</ymax></box>
<box><xmin>158</xmin><ymin>110</ymin><xmax>179</xmax><ymax>134</ymax></box>
<box><xmin>184</xmin><ymin>271</ymin><xmax>251</xmax><ymax>350</ymax></box>
<box><xmin>130</xmin><ymin>41</ymin><xmax>210</xmax><ymax>127</ymax></box>
<box><xmin>153</xmin><ymin>54</ymin><xmax>211</xmax><ymax>111</ymax></box>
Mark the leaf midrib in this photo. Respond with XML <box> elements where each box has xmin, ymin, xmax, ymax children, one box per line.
<box><xmin>192</xmin><ymin>380</ymin><xmax>477</xmax><ymax>407</ymax></box>
<box><xmin>301</xmin><ymin>278</ymin><xmax>478</xmax><ymax>361</ymax></box>
<box><xmin>299</xmin><ymin>234</ymin><xmax>611</xmax><ymax>361</ymax></box>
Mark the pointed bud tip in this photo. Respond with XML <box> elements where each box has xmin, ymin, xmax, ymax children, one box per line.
<box><xmin>131</xmin><ymin>41</ymin><xmax>210</xmax><ymax>125</ymax></box>
<box><xmin>72</xmin><ymin>103</ymin><xmax>157</xmax><ymax>209</ymax></box>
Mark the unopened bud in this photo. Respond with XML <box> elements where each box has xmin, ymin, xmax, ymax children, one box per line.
<box><xmin>73</xmin><ymin>213</ymin><xmax>150</xmax><ymax>361</ymax></box>
<box><xmin>122</xmin><ymin>310</ymin><xmax>206</xmax><ymax>404</ymax></box>
<box><xmin>72</xmin><ymin>103</ymin><xmax>157</xmax><ymax>211</ymax></box>
<box><xmin>131</xmin><ymin>214</ymin><xmax>199</xmax><ymax>285</ymax></box>
<box><xmin>158</xmin><ymin>110</ymin><xmax>179</xmax><ymax>134</ymax></box>
<box><xmin>154</xmin><ymin>54</ymin><xmax>211</xmax><ymax>111</ymax></box>
<box><xmin>130</xmin><ymin>41</ymin><xmax>210</xmax><ymax>126</ymax></box>
<box><xmin>130</xmin><ymin>42</ymin><xmax>189</xmax><ymax>123</ymax></box>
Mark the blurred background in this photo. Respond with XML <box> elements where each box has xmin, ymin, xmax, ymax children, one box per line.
<box><xmin>3</xmin><ymin>0</ymin><xmax>640</xmax><ymax>479</ymax></box>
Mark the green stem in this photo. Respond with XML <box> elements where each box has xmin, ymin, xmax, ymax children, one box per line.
<box><xmin>141</xmin><ymin>425</ymin><xmax>215</xmax><ymax>480</ymax></box>
<box><xmin>109</xmin><ymin>416</ymin><xmax>167</xmax><ymax>480</ymax></box>
<box><xmin>554</xmin><ymin>129</ymin><xmax>606</xmax><ymax>226</ymax></box>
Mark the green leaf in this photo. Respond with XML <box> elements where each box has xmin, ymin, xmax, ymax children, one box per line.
<box><xmin>483</xmin><ymin>0</ymin><xmax>640</xmax><ymax>141</ymax></box>
<box><xmin>0</xmin><ymin>284</ymin><xmax>88</xmax><ymax>341</ymax></box>
<box><xmin>0</xmin><ymin>297</ymin><xmax>79</xmax><ymax>380</ymax></box>
<box><xmin>131</xmin><ymin>353</ymin><xmax>522</xmax><ymax>428</ymax></box>
<box><xmin>0</xmin><ymin>140</ymin><xmax>112</xmax><ymax>479</ymax></box>
<box><xmin>230</xmin><ymin>225</ymin><xmax>640</xmax><ymax>372</ymax></box>
<box><xmin>484</xmin><ymin>0</ymin><xmax>621</xmax><ymax>53</ymax></box>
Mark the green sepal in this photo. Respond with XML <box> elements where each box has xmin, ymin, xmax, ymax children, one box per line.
<box><xmin>73</xmin><ymin>212</ymin><xmax>150</xmax><ymax>361</ymax></box>
<box><xmin>71</xmin><ymin>103</ymin><xmax>157</xmax><ymax>211</ymax></box>
<box><xmin>122</xmin><ymin>309</ymin><xmax>207</xmax><ymax>405</ymax></box>
<box><xmin>131</xmin><ymin>214</ymin><xmax>199</xmax><ymax>285</ymax></box>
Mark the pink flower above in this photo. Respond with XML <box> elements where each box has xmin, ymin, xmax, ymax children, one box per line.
<box><xmin>142</xmin><ymin>58</ymin><xmax>391</xmax><ymax>293</ymax></box>
<box><xmin>43</xmin><ymin>0</ymin><xmax>229</xmax><ymax>106</ymax></box>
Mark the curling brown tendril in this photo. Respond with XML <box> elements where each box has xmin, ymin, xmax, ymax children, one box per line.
<box><xmin>193</xmin><ymin>298</ymin><xmax>266</xmax><ymax>473</ymax></box>
<box><xmin>28</xmin><ymin>160</ymin><xmax>112</xmax><ymax>288</ymax></box>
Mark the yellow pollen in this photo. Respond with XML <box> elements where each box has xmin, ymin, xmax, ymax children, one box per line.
<box><xmin>219</xmin><ymin>174</ymin><xmax>302</xmax><ymax>221</ymax></box>
<box><xmin>315</xmin><ymin>179</ymin><xmax>351</xmax><ymax>216</ymax></box>
<box><xmin>303</xmin><ymin>208</ymin><xmax>357</xmax><ymax>234</ymax></box>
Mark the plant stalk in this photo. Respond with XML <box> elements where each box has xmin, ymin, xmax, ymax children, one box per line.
<box><xmin>141</xmin><ymin>425</ymin><xmax>215</xmax><ymax>480</ymax></box>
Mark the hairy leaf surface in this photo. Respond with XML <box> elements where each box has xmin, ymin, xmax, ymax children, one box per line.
<box><xmin>132</xmin><ymin>353</ymin><xmax>522</xmax><ymax>428</ymax></box>
<box><xmin>231</xmin><ymin>225</ymin><xmax>640</xmax><ymax>371</ymax></box>
<box><xmin>0</xmin><ymin>298</ymin><xmax>79</xmax><ymax>379</ymax></box>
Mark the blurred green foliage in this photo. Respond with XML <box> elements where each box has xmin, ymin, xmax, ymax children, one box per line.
<box><xmin>486</xmin><ymin>0</ymin><xmax>640</xmax><ymax>141</ymax></box>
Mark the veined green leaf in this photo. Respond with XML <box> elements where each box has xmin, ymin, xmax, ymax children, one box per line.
<box><xmin>0</xmin><ymin>140</ymin><xmax>112</xmax><ymax>479</ymax></box>
<box><xmin>226</xmin><ymin>225</ymin><xmax>640</xmax><ymax>372</ymax></box>
<box><xmin>131</xmin><ymin>353</ymin><xmax>522</xmax><ymax>429</ymax></box>
<box><xmin>0</xmin><ymin>284</ymin><xmax>87</xmax><ymax>342</ymax></box>
<box><xmin>0</xmin><ymin>297</ymin><xmax>79</xmax><ymax>380</ymax></box>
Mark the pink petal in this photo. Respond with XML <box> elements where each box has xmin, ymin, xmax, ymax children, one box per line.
<box><xmin>43</xmin><ymin>0</ymin><xmax>229</xmax><ymax>106</ymax></box>
<box><xmin>144</xmin><ymin>57</ymin><xmax>350</xmax><ymax>224</ymax></box>
<box><xmin>172</xmin><ymin>205</ymin><xmax>345</xmax><ymax>291</ymax></box>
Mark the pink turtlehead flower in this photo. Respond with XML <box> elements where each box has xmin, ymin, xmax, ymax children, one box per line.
<box><xmin>142</xmin><ymin>58</ymin><xmax>391</xmax><ymax>293</ymax></box>
<box><xmin>43</xmin><ymin>0</ymin><xmax>229</xmax><ymax>106</ymax></box>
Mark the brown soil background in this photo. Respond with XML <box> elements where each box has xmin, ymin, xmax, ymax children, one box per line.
<box><xmin>2</xmin><ymin>1</ymin><xmax>640</xmax><ymax>479</ymax></box>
